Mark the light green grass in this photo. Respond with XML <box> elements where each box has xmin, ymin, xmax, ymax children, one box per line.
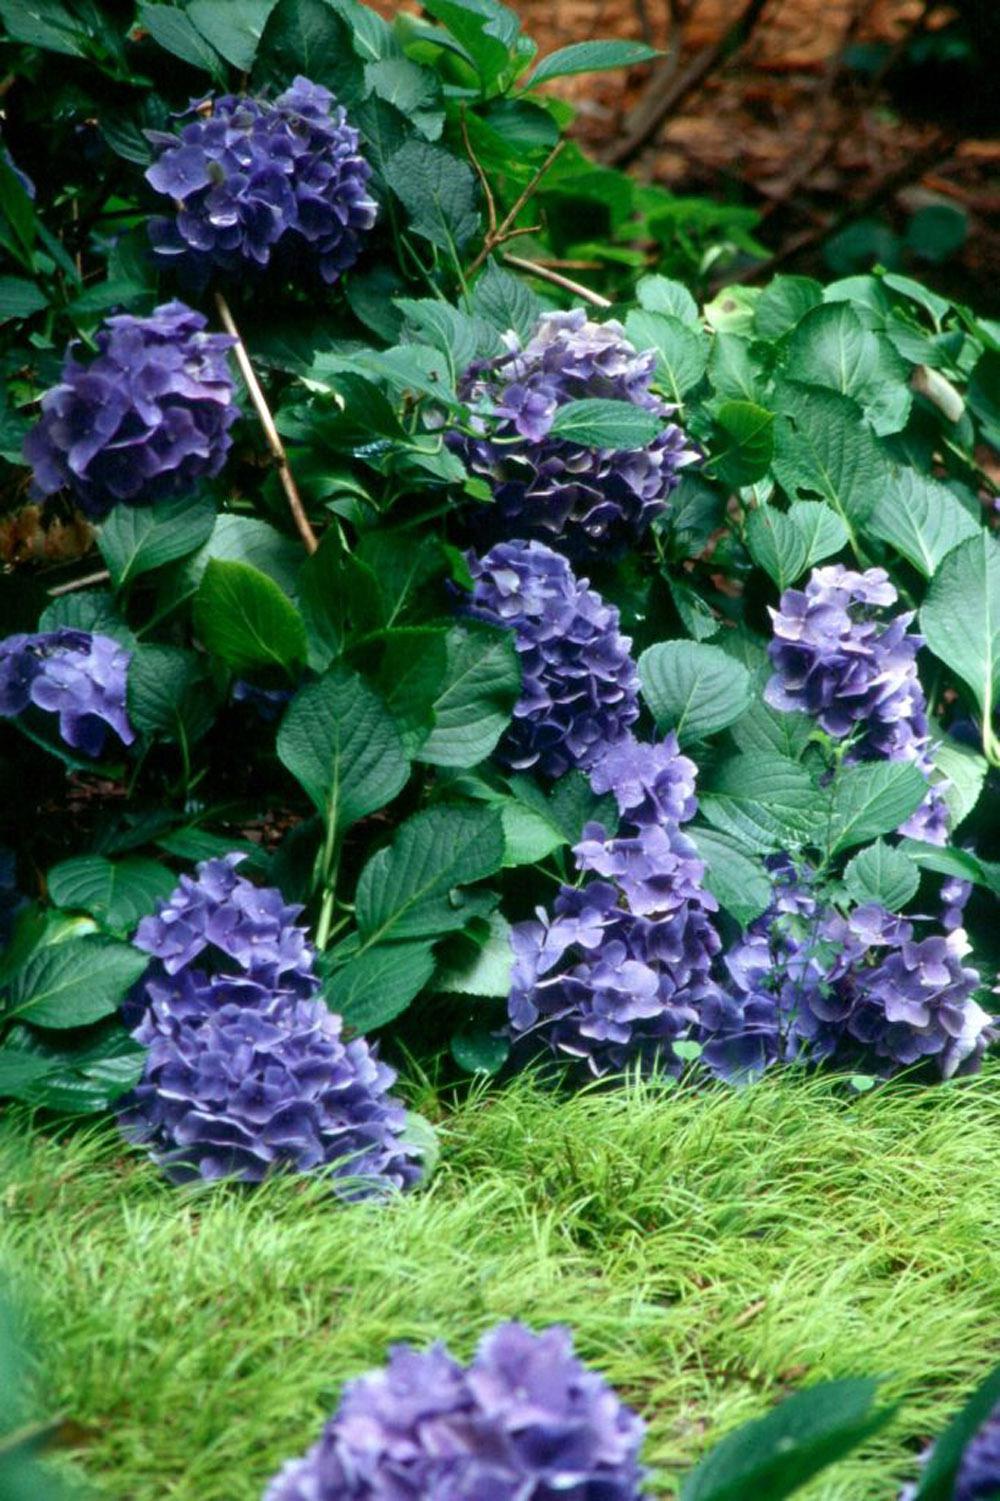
<box><xmin>3</xmin><ymin>1066</ymin><xmax>1000</xmax><ymax>1500</ymax></box>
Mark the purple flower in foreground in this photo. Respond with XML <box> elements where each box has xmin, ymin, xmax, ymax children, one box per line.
<box><xmin>264</xmin><ymin>1320</ymin><xmax>647</xmax><ymax>1500</ymax></box>
<box><xmin>451</xmin><ymin>309</ymin><xmax>698</xmax><ymax>562</ymax></box>
<box><xmin>765</xmin><ymin>565</ymin><xmax>949</xmax><ymax>844</ymax></box>
<box><xmin>466</xmin><ymin>539</ymin><xmax>640</xmax><ymax>778</ymax></box>
<box><xmin>901</xmin><ymin>1399</ymin><xmax>1000</xmax><ymax>1501</ymax></box>
<box><xmin>146</xmin><ymin>76</ymin><xmax>376</xmax><ymax>285</ymax></box>
<box><xmin>119</xmin><ymin>970</ymin><xmax>421</xmax><ymax>1195</ymax></box>
<box><xmin>0</xmin><ymin>629</ymin><xmax>134</xmax><ymax>756</ymax></box>
<box><xmin>23</xmin><ymin>301</ymin><xmax>237</xmax><ymax>519</ymax></box>
<box><xmin>133</xmin><ymin>853</ymin><xmax>315</xmax><ymax>996</ymax></box>
<box><xmin>589</xmin><ymin>730</ymin><xmax>698</xmax><ymax>826</ymax></box>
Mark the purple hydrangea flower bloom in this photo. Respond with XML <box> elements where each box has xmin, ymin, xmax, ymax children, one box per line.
<box><xmin>145</xmin><ymin>77</ymin><xmax>377</xmax><ymax>285</ymax></box>
<box><xmin>465</xmin><ymin>539</ymin><xmax>640</xmax><ymax>778</ymax></box>
<box><xmin>765</xmin><ymin>565</ymin><xmax>949</xmax><ymax>844</ymax></box>
<box><xmin>451</xmin><ymin>309</ymin><xmax>698</xmax><ymax>562</ymax></box>
<box><xmin>133</xmin><ymin>853</ymin><xmax>316</xmax><ymax>996</ymax></box>
<box><xmin>23</xmin><ymin>301</ymin><xmax>237</xmax><ymax>519</ymax></box>
<box><xmin>0</xmin><ymin>629</ymin><xmax>134</xmax><ymax>756</ymax></box>
<box><xmin>952</xmin><ymin>1401</ymin><xmax>1000</xmax><ymax>1501</ymax></box>
<box><xmin>589</xmin><ymin>730</ymin><xmax>698</xmax><ymax>825</ymax></box>
<box><xmin>118</xmin><ymin>969</ymin><xmax>421</xmax><ymax>1196</ymax></box>
<box><xmin>264</xmin><ymin>1320</ymin><xmax>647</xmax><ymax>1500</ymax></box>
<box><xmin>702</xmin><ymin>857</ymin><xmax>992</xmax><ymax>1082</ymax></box>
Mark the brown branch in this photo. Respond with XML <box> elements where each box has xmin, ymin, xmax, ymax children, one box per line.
<box><xmin>465</xmin><ymin>141</ymin><xmax>565</xmax><ymax>280</ymax></box>
<box><xmin>47</xmin><ymin>567</ymin><xmax>111</xmax><ymax>597</ymax></box>
<box><xmin>604</xmin><ymin>0</ymin><xmax>773</xmax><ymax>169</ymax></box>
<box><xmin>214</xmin><ymin>291</ymin><xmax>318</xmax><ymax>555</ymax></box>
<box><xmin>501</xmin><ymin>254</ymin><xmax>612</xmax><ymax>308</ymax></box>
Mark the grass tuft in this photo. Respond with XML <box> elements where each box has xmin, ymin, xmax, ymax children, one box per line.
<box><xmin>3</xmin><ymin>1066</ymin><xmax>1000</xmax><ymax>1498</ymax></box>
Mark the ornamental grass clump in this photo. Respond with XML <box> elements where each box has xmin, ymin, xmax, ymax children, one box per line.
<box><xmin>264</xmin><ymin>1321</ymin><xmax>647</xmax><ymax>1500</ymax></box>
<box><xmin>766</xmin><ymin>564</ymin><xmax>950</xmax><ymax>843</ymax></box>
<box><xmin>121</xmin><ymin>856</ymin><xmax>421</xmax><ymax>1196</ymax></box>
<box><xmin>508</xmin><ymin>733</ymin><xmax>722</xmax><ymax>1077</ymax></box>
<box><xmin>0</xmin><ymin>628</ymin><xmax>134</xmax><ymax>756</ymax></box>
<box><xmin>452</xmin><ymin>310</ymin><xmax>697</xmax><ymax>562</ymax></box>
<box><xmin>465</xmin><ymin>538</ymin><xmax>640</xmax><ymax>778</ymax></box>
<box><xmin>145</xmin><ymin>76</ymin><xmax>377</xmax><ymax>285</ymax></box>
<box><xmin>23</xmin><ymin>301</ymin><xmax>237</xmax><ymax>518</ymax></box>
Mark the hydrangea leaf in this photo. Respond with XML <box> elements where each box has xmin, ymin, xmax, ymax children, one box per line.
<box><xmin>639</xmin><ymin>641</ymin><xmax>753</xmax><ymax>744</ymax></box>
<box><xmin>933</xmin><ymin>737</ymin><xmax>988</xmax><ymax>827</ymax></box>
<box><xmin>435</xmin><ymin>912</ymin><xmax>513</xmax><ymax>997</ymax></box>
<box><xmin>136</xmin><ymin>3</ymin><xmax>225</xmax><ymax>76</ymax></box>
<box><xmin>827</xmin><ymin>761</ymin><xmax>928</xmax><ymax>854</ymax></box>
<box><xmin>127</xmin><ymin>645</ymin><xmax>217</xmax><ymax>745</ymax></box>
<box><xmin>700</xmin><ymin>752</ymin><xmax>824</xmax><ymax>852</ymax></box>
<box><xmin>98</xmin><ymin>494</ymin><xmax>216</xmax><ymax>590</ymax></box>
<box><xmin>356</xmin><ymin>805</ymin><xmax>504</xmax><ymax>944</ymax></box>
<box><xmin>416</xmin><ymin>623</ymin><xmax>521</xmax><ymax>769</ymax></box>
<box><xmin>548</xmin><ymin>398</ymin><xmax>665</xmax><ymax>448</ymax></box>
<box><xmin>710</xmin><ymin>400</ymin><xmax>775</xmax><ymax>487</ymax></box>
<box><xmin>526</xmin><ymin>39</ymin><xmax>659</xmax><ymax>87</ymax></box>
<box><xmin>745</xmin><ymin>507</ymin><xmax>809</xmax><ymax>591</ymax></box>
<box><xmin>187</xmin><ymin>0</ymin><xmax>276</xmax><ymax>71</ymax></box>
<box><xmin>323</xmin><ymin>939</ymin><xmax>437</xmax><ymax>1032</ymax></box>
<box><xmin>784</xmin><ymin>301</ymin><xmax>911</xmax><ymax>435</ymax></box>
<box><xmin>680</xmin><ymin>1377</ymin><xmax>893</xmax><ymax>1501</ymax></box>
<box><xmin>921</xmin><ymin>533</ymin><xmax>1000</xmax><ymax>738</ymax></box>
<box><xmin>772</xmin><ymin>380</ymin><xmax>888</xmax><ymax>525</ymax></box>
<box><xmin>47</xmin><ymin>855</ymin><xmax>177</xmax><ymax>934</ymax></box>
<box><xmin>753</xmin><ymin>274</ymin><xmax>823</xmax><ymax>339</ymax></box>
<box><xmin>636</xmin><ymin>273</ymin><xmax>700</xmax><ymax>326</ymax></box>
<box><xmin>5</xmin><ymin>937</ymin><xmax>148</xmax><ymax>1029</ymax></box>
<box><xmin>420</xmin><ymin>0</ymin><xmax>520</xmax><ymax>86</ymax></box>
<box><xmin>470</xmin><ymin>260</ymin><xmax>543</xmax><ymax>341</ymax></box>
<box><xmin>277</xmin><ymin>665</ymin><xmax>409</xmax><ymax>830</ymax></box>
<box><xmin>253</xmin><ymin>0</ymin><xmax>363</xmax><ymax>101</ymax></box>
<box><xmin>688</xmin><ymin>828</ymin><xmax>771</xmax><ymax>925</ymax></box>
<box><xmin>843</xmin><ymin>840</ymin><xmax>919</xmax><ymax>910</ymax></box>
<box><xmin>865</xmin><ymin>470</ymin><xmax>979</xmax><ymax>578</ymax></box>
<box><xmin>384</xmin><ymin>140</ymin><xmax>480</xmax><ymax>252</ymax></box>
<box><xmin>450</xmin><ymin>1027</ymin><xmax>509</xmax><ymax>1075</ymax></box>
<box><xmin>624</xmin><ymin>308</ymin><xmax>708</xmax><ymax>402</ymax></box>
<box><xmin>194</xmin><ymin>559</ymin><xmax>308</xmax><ymax>675</ymax></box>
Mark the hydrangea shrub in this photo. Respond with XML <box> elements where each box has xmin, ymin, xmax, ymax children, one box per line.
<box><xmin>0</xmin><ymin>0</ymin><xmax>996</xmax><ymax>1119</ymax></box>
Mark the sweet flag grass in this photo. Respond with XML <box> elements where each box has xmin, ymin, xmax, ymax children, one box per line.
<box><xmin>3</xmin><ymin>1065</ymin><xmax>1000</xmax><ymax>1500</ymax></box>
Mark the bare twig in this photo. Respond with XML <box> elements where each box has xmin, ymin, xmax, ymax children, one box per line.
<box><xmin>605</xmin><ymin>0</ymin><xmax>772</xmax><ymax>168</ymax></box>
<box><xmin>465</xmin><ymin>140</ymin><xmax>566</xmax><ymax>279</ymax></box>
<box><xmin>47</xmin><ymin>567</ymin><xmax>111</xmax><ymax>597</ymax></box>
<box><xmin>501</xmin><ymin>254</ymin><xmax>612</xmax><ymax>307</ymax></box>
<box><xmin>214</xmin><ymin>291</ymin><xmax>318</xmax><ymax>554</ymax></box>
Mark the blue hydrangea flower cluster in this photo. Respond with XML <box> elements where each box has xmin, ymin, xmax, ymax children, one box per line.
<box><xmin>145</xmin><ymin>76</ymin><xmax>377</xmax><ymax>285</ymax></box>
<box><xmin>704</xmin><ymin>856</ymin><xmax>991</xmax><ymax>1082</ymax></box>
<box><xmin>508</xmin><ymin>733</ymin><xmax>722</xmax><ymax>1077</ymax></box>
<box><xmin>901</xmin><ymin>1398</ymin><xmax>1000</xmax><ymax>1501</ymax></box>
<box><xmin>23</xmin><ymin>301</ymin><xmax>237</xmax><ymax>519</ymax></box>
<box><xmin>122</xmin><ymin>856</ymin><xmax>421</xmax><ymax>1195</ymax></box>
<box><xmin>451</xmin><ymin>309</ymin><xmax>698</xmax><ymax>562</ymax></box>
<box><xmin>0</xmin><ymin>628</ymin><xmax>134</xmax><ymax>757</ymax></box>
<box><xmin>465</xmin><ymin>539</ymin><xmax>640</xmax><ymax>778</ymax></box>
<box><xmin>264</xmin><ymin>1321</ymin><xmax>647</xmax><ymax>1500</ymax></box>
<box><xmin>765</xmin><ymin>565</ymin><xmax>950</xmax><ymax>844</ymax></box>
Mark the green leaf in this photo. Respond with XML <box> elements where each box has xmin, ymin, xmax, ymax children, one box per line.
<box><xmin>436</xmin><ymin>911</ymin><xmax>512</xmax><ymax>997</ymax></box>
<box><xmin>828</xmin><ymin>761</ymin><xmax>928</xmax><ymax>854</ymax></box>
<box><xmin>253</xmin><ymin>0</ymin><xmax>363</xmax><ymax>99</ymax></box>
<box><xmin>866</xmin><ymin>470</ymin><xmax>980</xmax><ymax>579</ymax></box>
<box><xmin>166</xmin><ymin>514</ymin><xmax>303</xmax><ymax>608</ymax></box>
<box><xmin>772</xmin><ymin>381</ymin><xmax>888</xmax><ymax>526</ymax></box>
<box><xmin>753</xmin><ymin>275</ymin><xmax>823</xmax><ymax>339</ymax></box>
<box><xmin>323</xmin><ymin>940</ymin><xmax>436</xmax><ymax>1032</ymax></box>
<box><xmin>364</xmin><ymin>56</ymin><xmax>444</xmax><ymax>139</ymax></box>
<box><xmin>188</xmin><ymin>0</ymin><xmax>275</xmax><ymax>70</ymax></box>
<box><xmin>688</xmin><ymin>829</ymin><xmax>771</xmax><ymax>925</ymax></box>
<box><xmin>915</xmin><ymin>1363</ymin><xmax>1000</xmax><ymax>1501</ymax></box>
<box><xmin>5</xmin><ymin>937</ymin><xmax>148</xmax><ymax>1029</ymax></box>
<box><xmin>384</xmin><ymin>140</ymin><xmax>479</xmax><ymax>252</ymax></box>
<box><xmin>471</xmin><ymin>260</ymin><xmax>542</xmax><ymax>341</ymax></box>
<box><xmin>636</xmin><ymin>273</ymin><xmax>700</xmax><ymax>326</ymax></box>
<box><xmin>276</xmin><ymin>666</ymin><xmax>409</xmax><ymax>830</ymax></box>
<box><xmin>789</xmin><ymin>500</ymin><xmax>850</xmax><ymax>570</ymax></box>
<box><xmin>731</xmin><ymin>696</ymin><xmax>813</xmax><ymax>760</ymax></box>
<box><xmin>711</xmin><ymin>401</ymin><xmax>774</xmax><ymax>487</ymax></box>
<box><xmin>0</xmin><ymin>276</ymin><xmax>47</xmax><ymax>322</ymax></box>
<box><xmin>396</xmin><ymin>298</ymin><xmax>501</xmax><ymax>373</ymax></box>
<box><xmin>639</xmin><ymin>641</ymin><xmax>752</xmax><ymax>744</ymax></box>
<box><xmin>47</xmin><ymin>856</ymin><xmax>176</xmax><ymax>934</ymax></box>
<box><xmin>700</xmin><ymin>752</ymin><xmax>823</xmax><ymax>852</ymax></box>
<box><xmin>624</xmin><ymin>309</ymin><xmax>708</xmax><ymax>402</ymax></box>
<box><xmin>0</xmin><ymin>0</ymin><xmax>88</xmax><ymax>54</ymax></box>
<box><xmin>921</xmin><ymin>532</ymin><xmax>1000</xmax><ymax>728</ymax></box>
<box><xmin>194</xmin><ymin>559</ymin><xmax>307</xmax><ymax>675</ymax></box>
<box><xmin>356</xmin><ymin>805</ymin><xmax>504</xmax><ymax>945</ymax></box>
<box><xmin>549</xmin><ymin>399</ymin><xmax>665</xmax><ymax>448</ymax></box>
<box><xmin>451</xmin><ymin>1027</ymin><xmax>509</xmax><ymax>1075</ymax></box>
<box><xmin>843</xmin><ymin>839</ymin><xmax>919</xmax><ymax>909</ymax></box>
<box><xmin>98</xmin><ymin>495</ymin><xmax>216</xmax><ymax>590</ymax></box>
<box><xmin>707</xmin><ymin>333</ymin><xmax>766</xmax><ymax>403</ymax></box>
<box><xmin>420</xmin><ymin>0</ymin><xmax>520</xmax><ymax>87</ymax></box>
<box><xmin>784</xmin><ymin>301</ymin><xmax>911</xmax><ymax>435</ymax></box>
<box><xmin>745</xmin><ymin>507</ymin><xmax>808</xmax><ymax>591</ymax></box>
<box><xmin>127</xmin><ymin>645</ymin><xmax>216</xmax><ymax>745</ymax></box>
<box><xmin>680</xmin><ymin>1378</ymin><xmax>892</xmax><ymax>1501</ymax></box>
<box><xmin>373</xmin><ymin>627</ymin><xmax>450</xmax><ymax>753</ymax></box>
<box><xmin>933</xmin><ymin>737</ymin><xmax>987</xmax><ymax>827</ymax></box>
<box><xmin>417</xmin><ymin>623</ymin><xmax>520</xmax><ymax>769</ymax></box>
<box><xmin>527</xmin><ymin>38</ymin><xmax>658</xmax><ymax>87</ymax></box>
<box><xmin>905</xmin><ymin>203</ymin><xmax>967</xmax><ymax>264</ymax></box>
<box><xmin>138</xmin><ymin>2</ymin><xmax>224</xmax><ymax>74</ymax></box>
